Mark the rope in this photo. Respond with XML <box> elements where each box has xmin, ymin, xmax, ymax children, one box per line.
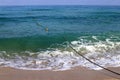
<box><xmin>70</xmin><ymin>43</ymin><xmax>120</xmax><ymax>75</ymax></box>
<box><xmin>36</xmin><ymin>22</ymin><xmax>120</xmax><ymax>78</ymax></box>
<box><xmin>36</xmin><ymin>22</ymin><xmax>48</xmax><ymax>32</ymax></box>
<box><xmin>63</xmin><ymin>36</ymin><xmax>120</xmax><ymax>76</ymax></box>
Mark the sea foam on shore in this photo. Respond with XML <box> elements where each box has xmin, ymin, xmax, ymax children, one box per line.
<box><xmin>0</xmin><ymin>37</ymin><xmax>120</xmax><ymax>71</ymax></box>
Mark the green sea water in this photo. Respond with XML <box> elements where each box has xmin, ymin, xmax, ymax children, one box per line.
<box><xmin>0</xmin><ymin>5</ymin><xmax>120</xmax><ymax>70</ymax></box>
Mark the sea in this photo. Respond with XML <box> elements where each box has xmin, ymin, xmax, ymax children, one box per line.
<box><xmin>0</xmin><ymin>5</ymin><xmax>120</xmax><ymax>71</ymax></box>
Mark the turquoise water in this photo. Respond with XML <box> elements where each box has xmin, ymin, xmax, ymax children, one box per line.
<box><xmin>0</xmin><ymin>5</ymin><xmax>120</xmax><ymax>51</ymax></box>
<box><xmin>0</xmin><ymin>5</ymin><xmax>120</xmax><ymax>70</ymax></box>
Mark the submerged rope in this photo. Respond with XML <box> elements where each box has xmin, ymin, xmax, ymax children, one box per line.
<box><xmin>36</xmin><ymin>22</ymin><xmax>120</xmax><ymax>78</ymax></box>
<box><xmin>36</xmin><ymin>22</ymin><xmax>48</xmax><ymax>32</ymax></box>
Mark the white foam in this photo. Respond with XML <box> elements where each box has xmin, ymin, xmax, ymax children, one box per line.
<box><xmin>0</xmin><ymin>38</ymin><xmax>120</xmax><ymax>71</ymax></box>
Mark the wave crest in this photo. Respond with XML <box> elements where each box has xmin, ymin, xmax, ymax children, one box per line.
<box><xmin>0</xmin><ymin>37</ymin><xmax>120</xmax><ymax>71</ymax></box>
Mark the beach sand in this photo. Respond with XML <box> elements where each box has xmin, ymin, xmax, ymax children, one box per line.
<box><xmin>0</xmin><ymin>66</ymin><xmax>120</xmax><ymax>80</ymax></box>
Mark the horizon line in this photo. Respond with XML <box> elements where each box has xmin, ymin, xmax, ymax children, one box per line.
<box><xmin>0</xmin><ymin>4</ymin><xmax>120</xmax><ymax>6</ymax></box>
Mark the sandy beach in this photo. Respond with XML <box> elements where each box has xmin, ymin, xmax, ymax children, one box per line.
<box><xmin>0</xmin><ymin>66</ymin><xmax>120</xmax><ymax>80</ymax></box>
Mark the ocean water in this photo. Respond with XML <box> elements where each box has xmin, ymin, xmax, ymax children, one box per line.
<box><xmin>0</xmin><ymin>5</ymin><xmax>120</xmax><ymax>70</ymax></box>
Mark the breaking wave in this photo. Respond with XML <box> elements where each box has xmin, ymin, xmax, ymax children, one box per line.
<box><xmin>0</xmin><ymin>36</ymin><xmax>120</xmax><ymax>71</ymax></box>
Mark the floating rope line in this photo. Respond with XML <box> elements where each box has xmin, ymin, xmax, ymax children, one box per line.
<box><xmin>31</xmin><ymin>18</ymin><xmax>49</xmax><ymax>32</ymax></box>
<box><xmin>36</xmin><ymin>22</ymin><xmax>48</xmax><ymax>32</ymax></box>
<box><xmin>36</xmin><ymin>23</ymin><xmax>120</xmax><ymax>78</ymax></box>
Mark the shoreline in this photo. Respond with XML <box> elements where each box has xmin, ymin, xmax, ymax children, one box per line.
<box><xmin>0</xmin><ymin>66</ymin><xmax>120</xmax><ymax>80</ymax></box>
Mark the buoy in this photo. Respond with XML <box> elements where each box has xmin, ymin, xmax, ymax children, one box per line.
<box><xmin>45</xmin><ymin>27</ymin><xmax>48</xmax><ymax>32</ymax></box>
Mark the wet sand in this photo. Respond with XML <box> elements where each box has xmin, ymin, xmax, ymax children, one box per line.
<box><xmin>0</xmin><ymin>66</ymin><xmax>120</xmax><ymax>80</ymax></box>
